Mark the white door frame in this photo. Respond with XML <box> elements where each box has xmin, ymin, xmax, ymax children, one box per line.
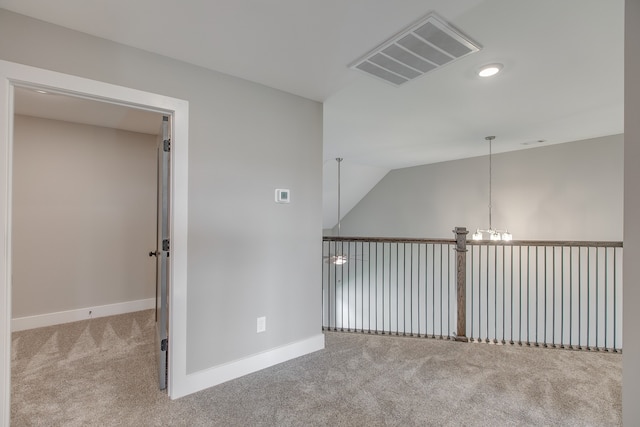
<box><xmin>0</xmin><ymin>60</ymin><xmax>189</xmax><ymax>425</ymax></box>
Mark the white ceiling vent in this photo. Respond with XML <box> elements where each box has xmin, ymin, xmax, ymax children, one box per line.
<box><xmin>350</xmin><ymin>12</ymin><xmax>482</xmax><ymax>86</ymax></box>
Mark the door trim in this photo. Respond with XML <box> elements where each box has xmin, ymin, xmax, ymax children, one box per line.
<box><xmin>0</xmin><ymin>60</ymin><xmax>189</xmax><ymax>424</ymax></box>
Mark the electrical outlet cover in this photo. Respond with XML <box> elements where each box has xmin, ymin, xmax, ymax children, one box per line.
<box><xmin>257</xmin><ymin>316</ymin><xmax>266</xmax><ymax>333</ymax></box>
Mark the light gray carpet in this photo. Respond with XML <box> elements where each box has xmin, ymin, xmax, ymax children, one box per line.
<box><xmin>12</xmin><ymin>310</ymin><xmax>621</xmax><ymax>426</ymax></box>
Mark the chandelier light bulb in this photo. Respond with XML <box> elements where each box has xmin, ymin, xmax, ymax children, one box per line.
<box><xmin>333</xmin><ymin>255</ymin><xmax>347</xmax><ymax>265</ymax></box>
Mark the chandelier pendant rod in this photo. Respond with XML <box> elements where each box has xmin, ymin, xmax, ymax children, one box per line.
<box><xmin>336</xmin><ymin>158</ymin><xmax>343</xmax><ymax>237</ymax></box>
<box><xmin>488</xmin><ymin>136</ymin><xmax>493</xmax><ymax>231</ymax></box>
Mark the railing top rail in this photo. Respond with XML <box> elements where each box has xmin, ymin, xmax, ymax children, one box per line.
<box><xmin>323</xmin><ymin>236</ymin><xmax>622</xmax><ymax>248</ymax></box>
<box><xmin>323</xmin><ymin>236</ymin><xmax>456</xmax><ymax>244</ymax></box>
<box><xmin>467</xmin><ymin>240</ymin><xmax>623</xmax><ymax>248</ymax></box>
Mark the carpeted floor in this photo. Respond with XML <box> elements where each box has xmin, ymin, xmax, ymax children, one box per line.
<box><xmin>11</xmin><ymin>310</ymin><xmax>622</xmax><ymax>426</ymax></box>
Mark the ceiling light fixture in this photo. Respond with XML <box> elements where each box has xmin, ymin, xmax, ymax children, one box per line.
<box><xmin>478</xmin><ymin>63</ymin><xmax>503</xmax><ymax>77</ymax></box>
<box><xmin>472</xmin><ymin>136</ymin><xmax>512</xmax><ymax>241</ymax></box>
<box><xmin>521</xmin><ymin>139</ymin><xmax>547</xmax><ymax>146</ymax></box>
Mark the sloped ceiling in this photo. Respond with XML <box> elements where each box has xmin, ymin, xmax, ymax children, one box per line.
<box><xmin>0</xmin><ymin>0</ymin><xmax>624</xmax><ymax>229</ymax></box>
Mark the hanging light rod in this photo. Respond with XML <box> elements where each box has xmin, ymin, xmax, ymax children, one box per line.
<box><xmin>472</xmin><ymin>136</ymin><xmax>512</xmax><ymax>241</ymax></box>
<box><xmin>331</xmin><ymin>158</ymin><xmax>348</xmax><ymax>264</ymax></box>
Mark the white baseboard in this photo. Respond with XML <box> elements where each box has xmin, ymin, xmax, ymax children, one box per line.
<box><xmin>11</xmin><ymin>298</ymin><xmax>155</xmax><ymax>332</ymax></box>
<box><xmin>172</xmin><ymin>333</ymin><xmax>325</xmax><ymax>399</ymax></box>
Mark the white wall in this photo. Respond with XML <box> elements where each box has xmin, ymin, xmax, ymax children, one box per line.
<box><xmin>623</xmin><ymin>0</ymin><xmax>640</xmax><ymax>423</ymax></box>
<box><xmin>337</xmin><ymin>135</ymin><xmax>623</xmax><ymax>242</ymax></box>
<box><xmin>11</xmin><ymin>115</ymin><xmax>157</xmax><ymax>319</ymax></box>
<box><xmin>0</xmin><ymin>9</ymin><xmax>323</xmax><ymax>384</ymax></box>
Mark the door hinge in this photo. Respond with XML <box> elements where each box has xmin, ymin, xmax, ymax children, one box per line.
<box><xmin>162</xmin><ymin>239</ymin><xmax>170</xmax><ymax>251</ymax></box>
<box><xmin>163</xmin><ymin>139</ymin><xmax>171</xmax><ymax>152</ymax></box>
<box><xmin>161</xmin><ymin>338</ymin><xmax>168</xmax><ymax>352</ymax></box>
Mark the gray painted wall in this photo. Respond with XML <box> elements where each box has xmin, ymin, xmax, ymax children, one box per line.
<box><xmin>12</xmin><ymin>115</ymin><xmax>157</xmax><ymax>318</ymax></box>
<box><xmin>623</xmin><ymin>0</ymin><xmax>640</xmax><ymax>423</ymax></box>
<box><xmin>336</xmin><ymin>135</ymin><xmax>623</xmax><ymax>242</ymax></box>
<box><xmin>0</xmin><ymin>10</ymin><xmax>323</xmax><ymax>374</ymax></box>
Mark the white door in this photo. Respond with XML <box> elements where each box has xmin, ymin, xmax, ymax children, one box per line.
<box><xmin>154</xmin><ymin>115</ymin><xmax>170</xmax><ymax>390</ymax></box>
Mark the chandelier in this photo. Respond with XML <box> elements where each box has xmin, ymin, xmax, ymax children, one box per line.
<box><xmin>472</xmin><ymin>136</ymin><xmax>512</xmax><ymax>241</ymax></box>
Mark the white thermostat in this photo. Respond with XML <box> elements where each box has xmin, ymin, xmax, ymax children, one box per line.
<box><xmin>275</xmin><ymin>189</ymin><xmax>290</xmax><ymax>203</ymax></box>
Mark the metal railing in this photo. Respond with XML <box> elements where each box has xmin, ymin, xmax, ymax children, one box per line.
<box><xmin>466</xmin><ymin>240</ymin><xmax>622</xmax><ymax>350</ymax></box>
<box><xmin>322</xmin><ymin>237</ymin><xmax>457</xmax><ymax>338</ymax></box>
<box><xmin>322</xmin><ymin>228</ymin><xmax>623</xmax><ymax>352</ymax></box>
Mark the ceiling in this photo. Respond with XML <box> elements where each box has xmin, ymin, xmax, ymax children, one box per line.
<box><xmin>13</xmin><ymin>87</ymin><xmax>163</xmax><ymax>135</ymax></box>
<box><xmin>0</xmin><ymin>0</ymin><xmax>624</xmax><ymax>229</ymax></box>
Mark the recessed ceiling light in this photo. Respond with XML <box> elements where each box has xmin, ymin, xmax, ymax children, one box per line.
<box><xmin>521</xmin><ymin>139</ymin><xmax>547</xmax><ymax>146</ymax></box>
<box><xmin>478</xmin><ymin>63</ymin><xmax>503</xmax><ymax>77</ymax></box>
<box><xmin>34</xmin><ymin>89</ymin><xmax>48</xmax><ymax>94</ymax></box>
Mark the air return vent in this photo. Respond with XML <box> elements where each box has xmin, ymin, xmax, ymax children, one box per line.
<box><xmin>350</xmin><ymin>12</ymin><xmax>481</xmax><ymax>86</ymax></box>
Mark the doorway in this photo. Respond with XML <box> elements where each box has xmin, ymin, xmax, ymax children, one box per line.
<box><xmin>0</xmin><ymin>60</ymin><xmax>190</xmax><ymax>424</ymax></box>
<box><xmin>11</xmin><ymin>87</ymin><xmax>163</xmax><ymax>329</ymax></box>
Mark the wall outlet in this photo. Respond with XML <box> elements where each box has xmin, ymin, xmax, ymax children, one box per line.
<box><xmin>257</xmin><ymin>316</ymin><xmax>266</xmax><ymax>333</ymax></box>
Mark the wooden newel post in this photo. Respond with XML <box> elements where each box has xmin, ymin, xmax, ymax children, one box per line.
<box><xmin>454</xmin><ymin>227</ymin><xmax>469</xmax><ymax>342</ymax></box>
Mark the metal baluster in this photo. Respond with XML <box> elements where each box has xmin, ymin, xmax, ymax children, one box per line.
<box><xmin>426</xmin><ymin>244</ymin><xmax>430</xmax><ymax>338</ymax></box>
<box><xmin>380</xmin><ymin>243</ymin><xmax>384</xmax><ymax>334</ymax></box>
<box><xmin>510</xmin><ymin>245</ymin><xmax>514</xmax><ymax>345</ymax></box>
<box><xmin>388</xmin><ymin>243</ymin><xmax>393</xmax><ymax>334</ymax></box>
<box><xmin>402</xmin><ymin>243</ymin><xmax>413</xmax><ymax>336</ymax></box>
<box><xmin>587</xmin><ymin>247</ymin><xmax>591</xmax><ymax>350</ymax></box>
<box><xmin>519</xmin><ymin>246</ymin><xmax>523</xmax><ymax>345</ymax></box>
<box><xmin>470</xmin><ymin>245</ymin><xmax>474</xmax><ymax>341</ymax></box>
<box><xmin>397</xmin><ymin>243</ymin><xmax>400</xmax><ymax>335</ymax></box>
<box><xmin>389</xmin><ymin>243</ymin><xmax>393</xmax><ymax>334</ymax></box>
<box><xmin>375</xmin><ymin>243</ymin><xmax>378</xmax><ymax>334</ymax></box>
<box><xmin>410</xmin><ymin>243</ymin><xmax>414</xmax><ymax>336</ymax></box>
<box><xmin>479</xmin><ymin>245</ymin><xmax>483</xmax><ymax>342</ymax></box>
<box><xmin>448</xmin><ymin>244</ymin><xmax>451</xmax><ymax>338</ymax></box>
<box><xmin>440</xmin><ymin>244</ymin><xmax>444</xmax><ymax>339</ymax></box>
<box><xmin>527</xmin><ymin>246</ymin><xmax>532</xmax><ymax>345</ymax></box>
<box><xmin>561</xmin><ymin>247</ymin><xmax>565</xmax><ymax>349</ymax></box>
<box><xmin>578</xmin><ymin>247</ymin><xmax>582</xmax><ymax>349</ymax></box>
<box><xmin>535</xmin><ymin>246</ymin><xmax>540</xmax><ymax>347</ymax></box>
<box><xmin>568</xmin><ymin>246</ymin><xmax>574</xmax><ymax>349</ymax></box>
<box><xmin>418</xmin><ymin>244</ymin><xmax>422</xmax><ymax>337</ymax></box>
<box><xmin>552</xmin><ymin>246</ymin><xmax>556</xmax><ymax>348</ymax></box>
<box><xmin>361</xmin><ymin>241</ymin><xmax>364</xmax><ymax>333</ymax></box>
<box><xmin>595</xmin><ymin>248</ymin><xmax>606</xmax><ymax>350</ymax></box>
<box><xmin>485</xmin><ymin>245</ymin><xmax>489</xmax><ymax>343</ymax></box>
<box><xmin>368</xmin><ymin>242</ymin><xmax>372</xmax><ymax>333</ymax></box>
<box><xmin>543</xmin><ymin>247</ymin><xmax>548</xmax><ymax>347</ymax></box>
<box><xmin>347</xmin><ymin>242</ymin><xmax>351</xmax><ymax>331</ymax></box>
<box><xmin>502</xmin><ymin>245</ymin><xmax>506</xmax><ymax>344</ymax></box>
<box><xmin>613</xmin><ymin>248</ymin><xmax>617</xmax><ymax>351</ymax></box>
<box><xmin>494</xmin><ymin>244</ymin><xmax>497</xmax><ymax>343</ymax></box>
<box><xmin>402</xmin><ymin>244</ymin><xmax>407</xmax><ymax>336</ymax></box>
<box><xmin>605</xmin><ymin>248</ymin><xmax>608</xmax><ymax>349</ymax></box>
<box><xmin>341</xmin><ymin>240</ymin><xmax>346</xmax><ymax>331</ymax></box>
<box><xmin>432</xmin><ymin>243</ymin><xmax>436</xmax><ymax>339</ymax></box>
<box><xmin>333</xmin><ymin>241</ymin><xmax>338</xmax><ymax>331</ymax></box>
